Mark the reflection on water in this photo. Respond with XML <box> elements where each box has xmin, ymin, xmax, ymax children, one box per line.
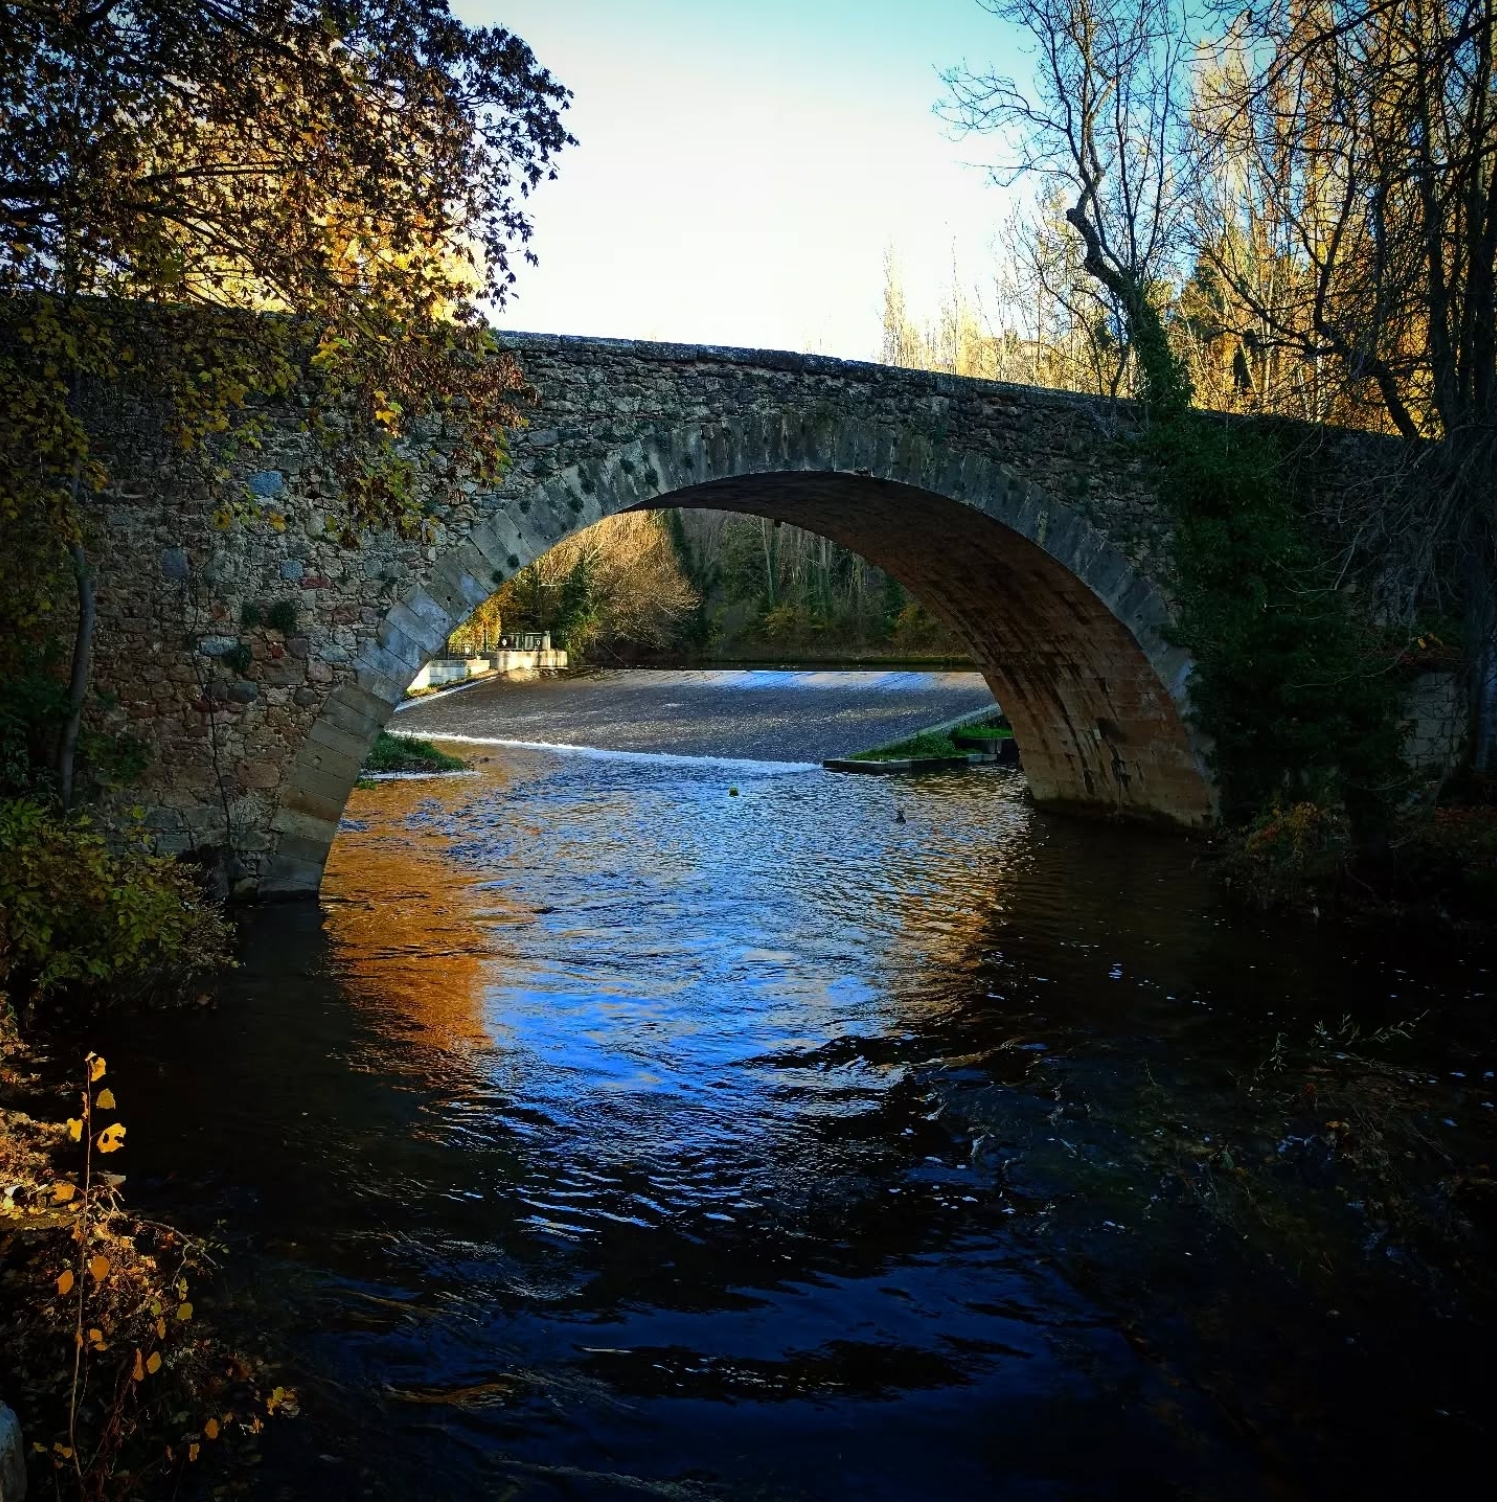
<box><xmin>104</xmin><ymin>740</ymin><xmax>1495</xmax><ymax>1500</ymax></box>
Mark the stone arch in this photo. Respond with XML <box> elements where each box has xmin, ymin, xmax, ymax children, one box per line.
<box><xmin>263</xmin><ymin>413</ymin><xmax>1215</xmax><ymax>895</ymax></box>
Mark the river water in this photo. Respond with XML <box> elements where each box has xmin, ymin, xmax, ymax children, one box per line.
<box><xmin>102</xmin><ymin>673</ymin><xmax>1496</xmax><ymax>1500</ymax></box>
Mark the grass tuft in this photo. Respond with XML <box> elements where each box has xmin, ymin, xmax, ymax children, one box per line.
<box><xmin>850</xmin><ymin>730</ymin><xmax>963</xmax><ymax>762</ymax></box>
<box><xmin>361</xmin><ymin>731</ymin><xmax>466</xmax><ymax>774</ymax></box>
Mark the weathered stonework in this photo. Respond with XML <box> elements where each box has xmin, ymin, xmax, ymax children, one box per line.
<box><xmin>1404</xmin><ymin>671</ymin><xmax>1469</xmax><ymax>777</ymax></box>
<box><xmin>84</xmin><ymin>332</ymin><xmax>1243</xmax><ymax>898</ymax></box>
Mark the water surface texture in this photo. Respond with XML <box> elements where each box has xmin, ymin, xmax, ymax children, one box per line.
<box><xmin>105</xmin><ymin>675</ymin><xmax>1495</xmax><ymax>1501</ymax></box>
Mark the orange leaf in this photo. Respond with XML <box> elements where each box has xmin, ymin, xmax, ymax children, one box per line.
<box><xmin>204</xmin><ymin>1418</ymin><xmax>220</xmax><ymax>1440</ymax></box>
<box><xmin>188</xmin><ymin>1443</ymin><xmax>200</xmax><ymax>1463</ymax></box>
<box><xmin>132</xmin><ymin>1349</ymin><xmax>145</xmax><ymax>1382</ymax></box>
<box><xmin>52</xmin><ymin>1183</ymin><xmax>76</xmax><ymax>1203</ymax></box>
<box><xmin>56</xmin><ymin>1269</ymin><xmax>74</xmax><ymax>1296</ymax></box>
<box><xmin>146</xmin><ymin>1351</ymin><xmax>162</xmax><ymax>1375</ymax></box>
<box><xmin>88</xmin><ymin>1255</ymin><xmax>109</xmax><ymax>1282</ymax></box>
<box><xmin>156</xmin><ymin>1317</ymin><xmax>167</xmax><ymax>1339</ymax></box>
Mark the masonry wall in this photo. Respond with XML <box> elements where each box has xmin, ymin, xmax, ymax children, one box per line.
<box><xmin>78</xmin><ymin>332</ymin><xmax>1386</xmax><ymax>896</ymax></box>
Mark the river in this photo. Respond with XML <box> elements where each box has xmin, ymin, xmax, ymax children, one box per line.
<box><xmin>100</xmin><ymin>671</ymin><xmax>1495</xmax><ymax>1500</ymax></box>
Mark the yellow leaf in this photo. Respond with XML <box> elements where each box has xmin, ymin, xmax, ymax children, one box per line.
<box><xmin>156</xmin><ymin>1317</ymin><xmax>167</xmax><ymax>1338</ymax></box>
<box><xmin>67</xmin><ymin>1118</ymin><xmax>82</xmax><ymax>1141</ymax></box>
<box><xmin>56</xmin><ymin>1268</ymin><xmax>74</xmax><ymax>1296</ymax></box>
<box><xmin>96</xmin><ymin>1088</ymin><xmax>116</xmax><ymax>1110</ymax></box>
<box><xmin>204</xmin><ymin>1418</ymin><xmax>220</xmax><ymax>1440</ymax></box>
<box><xmin>88</xmin><ymin>1055</ymin><xmax>106</xmax><ymax>1082</ymax></box>
<box><xmin>88</xmin><ymin>1327</ymin><xmax>103</xmax><ymax>1342</ymax></box>
<box><xmin>132</xmin><ymin>1349</ymin><xmax>145</xmax><ymax>1382</ymax></box>
<box><xmin>88</xmin><ymin>1255</ymin><xmax>109</xmax><ymax>1282</ymax></box>
<box><xmin>54</xmin><ymin>1444</ymin><xmax>73</xmax><ymax>1460</ymax></box>
<box><xmin>177</xmin><ymin>1301</ymin><xmax>194</xmax><ymax>1321</ymax></box>
<box><xmin>97</xmin><ymin>1123</ymin><xmax>126</xmax><ymax>1153</ymax></box>
<box><xmin>146</xmin><ymin>1351</ymin><xmax>162</xmax><ymax>1375</ymax></box>
<box><xmin>188</xmin><ymin>1443</ymin><xmax>200</xmax><ymax>1463</ymax></box>
<box><xmin>151</xmin><ymin>1299</ymin><xmax>162</xmax><ymax>1316</ymax></box>
<box><xmin>52</xmin><ymin>1182</ymin><xmax>76</xmax><ymax>1203</ymax></box>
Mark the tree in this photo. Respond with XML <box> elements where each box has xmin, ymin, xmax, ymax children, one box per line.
<box><xmin>1192</xmin><ymin>0</ymin><xmax>1497</xmax><ymax>765</ymax></box>
<box><xmin>0</xmin><ymin>0</ymin><xmax>572</xmax><ymax>800</ymax></box>
<box><xmin>942</xmin><ymin>0</ymin><xmax>1196</xmax><ymax>413</ymax></box>
<box><xmin>493</xmin><ymin>513</ymin><xmax>701</xmax><ymax>661</ymax></box>
<box><xmin>941</xmin><ymin>0</ymin><xmax>1412</xmax><ymax>823</ymax></box>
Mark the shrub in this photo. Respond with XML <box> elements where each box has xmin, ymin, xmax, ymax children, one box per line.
<box><xmin>222</xmin><ymin>642</ymin><xmax>253</xmax><ymax>675</ymax></box>
<box><xmin>0</xmin><ymin>800</ymin><xmax>232</xmax><ymax>1009</ymax></box>
<box><xmin>1224</xmin><ymin>800</ymin><xmax>1352</xmax><ymax>910</ymax></box>
<box><xmin>265</xmin><ymin>600</ymin><xmax>298</xmax><ymax>634</ymax></box>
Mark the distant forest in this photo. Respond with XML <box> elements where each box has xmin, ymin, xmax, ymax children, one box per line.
<box><xmin>448</xmin><ymin>509</ymin><xmax>968</xmax><ymax>664</ymax></box>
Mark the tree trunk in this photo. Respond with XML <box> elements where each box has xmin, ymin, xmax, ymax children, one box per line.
<box><xmin>57</xmin><ymin>540</ymin><xmax>95</xmax><ymax>810</ymax></box>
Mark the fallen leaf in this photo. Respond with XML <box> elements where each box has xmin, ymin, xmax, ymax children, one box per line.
<box><xmin>132</xmin><ymin>1349</ymin><xmax>145</xmax><ymax>1382</ymax></box>
<box><xmin>156</xmin><ymin>1316</ymin><xmax>166</xmax><ymax>1338</ymax></box>
<box><xmin>88</xmin><ymin>1255</ymin><xmax>109</xmax><ymax>1282</ymax></box>
<box><xmin>204</xmin><ymin>1418</ymin><xmax>220</xmax><ymax>1440</ymax></box>
<box><xmin>56</xmin><ymin>1268</ymin><xmax>74</xmax><ymax>1296</ymax></box>
<box><xmin>177</xmin><ymin>1301</ymin><xmax>194</xmax><ymax>1321</ymax></box>
<box><xmin>146</xmin><ymin>1351</ymin><xmax>162</xmax><ymax>1375</ymax></box>
<box><xmin>52</xmin><ymin>1183</ymin><xmax>76</xmax><ymax>1203</ymax></box>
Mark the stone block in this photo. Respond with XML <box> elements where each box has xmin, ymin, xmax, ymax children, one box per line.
<box><xmin>247</xmin><ymin>469</ymin><xmax>285</xmax><ymax>497</ymax></box>
<box><xmin>235</xmin><ymin>759</ymin><xmax>280</xmax><ymax>790</ymax></box>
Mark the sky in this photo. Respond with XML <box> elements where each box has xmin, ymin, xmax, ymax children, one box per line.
<box><xmin>458</xmin><ymin>1</ymin><xmax>1026</xmax><ymax>360</ymax></box>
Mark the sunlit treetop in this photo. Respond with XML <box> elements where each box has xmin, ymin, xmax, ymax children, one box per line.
<box><xmin>1</xmin><ymin>0</ymin><xmax>573</xmax><ymax>320</ymax></box>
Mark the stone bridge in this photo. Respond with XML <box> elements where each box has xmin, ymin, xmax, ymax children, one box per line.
<box><xmin>90</xmin><ymin>333</ymin><xmax>1238</xmax><ymax>898</ymax></box>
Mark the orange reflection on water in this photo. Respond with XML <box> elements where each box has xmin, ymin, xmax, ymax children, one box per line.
<box><xmin>322</xmin><ymin>762</ymin><xmax>514</xmax><ymax>1055</ymax></box>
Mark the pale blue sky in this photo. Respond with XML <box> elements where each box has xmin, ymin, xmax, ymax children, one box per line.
<box><xmin>458</xmin><ymin>1</ymin><xmax>1024</xmax><ymax>358</ymax></box>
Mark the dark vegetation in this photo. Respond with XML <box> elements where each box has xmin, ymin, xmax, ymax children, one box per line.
<box><xmin>945</xmin><ymin>0</ymin><xmax>1497</xmax><ymax>920</ymax></box>
<box><xmin>1</xmin><ymin>2</ymin><xmax>569</xmax><ymax>1493</ymax></box>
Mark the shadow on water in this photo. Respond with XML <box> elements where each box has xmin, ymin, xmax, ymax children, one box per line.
<box><xmin>100</xmin><ymin>739</ymin><xmax>1496</xmax><ymax>1500</ymax></box>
